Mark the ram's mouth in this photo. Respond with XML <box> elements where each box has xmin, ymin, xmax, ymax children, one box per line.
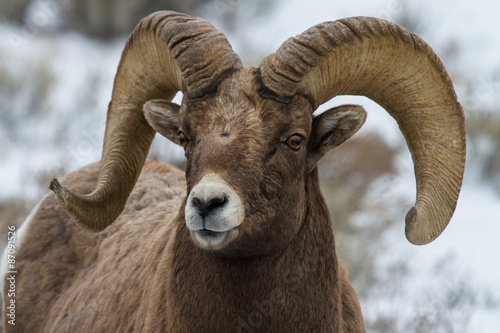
<box><xmin>191</xmin><ymin>227</ymin><xmax>240</xmax><ymax>251</ymax></box>
<box><xmin>197</xmin><ymin>229</ymin><xmax>222</xmax><ymax>238</ymax></box>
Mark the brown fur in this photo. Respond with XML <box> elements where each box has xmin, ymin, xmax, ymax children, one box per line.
<box><xmin>3</xmin><ymin>68</ymin><xmax>366</xmax><ymax>332</ymax></box>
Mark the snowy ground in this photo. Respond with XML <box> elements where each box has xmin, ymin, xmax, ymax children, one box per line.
<box><xmin>1</xmin><ymin>0</ymin><xmax>499</xmax><ymax>331</ymax></box>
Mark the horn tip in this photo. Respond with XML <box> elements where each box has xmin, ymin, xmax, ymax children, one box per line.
<box><xmin>404</xmin><ymin>206</ymin><xmax>434</xmax><ymax>246</ymax></box>
<box><xmin>49</xmin><ymin>178</ymin><xmax>69</xmax><ymax>205</ymax></box>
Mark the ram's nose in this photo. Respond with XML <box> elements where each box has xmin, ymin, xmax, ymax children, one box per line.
<box><xmin>192</xmin><ymin>196</ymin><xmax>227</xmax><ymax>219</ymax></box>
<box><xmin>185</xmin><ymin>173</ymin><xmax>244</xmax><ymax>250</ymax></box>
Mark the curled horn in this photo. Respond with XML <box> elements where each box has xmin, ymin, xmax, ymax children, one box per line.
<box><xmin>259</xmin><ymin>17</ymin><xmax>466</xmax><ymax>245</ymax></box>
<box><xmin>50</xmin><ymin>11</ymin><xmax>242</xmax><ymax>231</ymax></box>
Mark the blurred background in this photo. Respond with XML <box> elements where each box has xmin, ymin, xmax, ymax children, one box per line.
<box><xmin>0</xmin><ymin>0</ymin><xmax>499</xmax><ymax>331</ymax></box>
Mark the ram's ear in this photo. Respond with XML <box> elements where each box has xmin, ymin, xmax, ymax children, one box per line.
<box><xmin>144</xmin><ymin>99</ymin><xmax>181</xmax><ymax>145</ymax></box>
<box><xmin>307</xmin><ymin>104</ymin><xmax>367</xmax><ymax>171</ymax></box>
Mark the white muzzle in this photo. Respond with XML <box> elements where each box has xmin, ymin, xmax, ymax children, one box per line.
<box><xmin>185</xmin><ymin>174</ymin><xmax>244</xmax><ymax>250</ymax></box>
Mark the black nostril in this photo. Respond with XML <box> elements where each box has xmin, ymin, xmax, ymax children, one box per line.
<box><xmin>192</xmin><ymin>196</ymin><xmax>227</xmax><ymax>218</ymax></box>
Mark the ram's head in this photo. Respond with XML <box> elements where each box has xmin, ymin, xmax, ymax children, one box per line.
<box><xmin>50</xmin><ymin>12</ymin><xmax>465</xmax><ymax>253</ymax></box>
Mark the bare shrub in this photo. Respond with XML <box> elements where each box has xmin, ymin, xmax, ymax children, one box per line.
<box><xmin>61</xmin><ymin>0</ymin><xmax>212</xmax><ymax>38</ymax></box>
<box><xmin>319</xmin><ymin>133</ymin><xmax>396</xmax><ymax>229</ymax></box>
<box><xmin>318</xmin><ymin>132</ymin><xmax>398</xmax><ymax>296</ymax></box>
<box><xmin>466</xmin><ymin>110</ymin><xmax>500</xmax><ymax>191</ymax></box>
<box><xmin>364</xmin><ymin>258</ymin><xmax>482</xmax><ymax>333</ymax></box>
<box><xmin>60</xmin><ymin>0</ymin><xmax>278</xmax><ymax>39</ymax></box>
<box><xmin>0</xmin><ymin>0</ymin><xmax>31</xmax><ymax>24</ymax></box>
<box><xmin>0</xmin><ymin>58</ymin><xmax>56</xmax><ymax>143</ymax></box>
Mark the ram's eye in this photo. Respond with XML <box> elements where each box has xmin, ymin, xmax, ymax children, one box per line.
<box><xmin>178</xmin><ymin>131</ymin><xmax>189</xmax><ymax>148</ymax></box>
<box><xmin>286</xmin><ymin>134</ymin><xmax>304</xmax><ymax>151</ymax></box>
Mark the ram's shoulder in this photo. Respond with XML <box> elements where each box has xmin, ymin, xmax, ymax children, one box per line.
<box><xmin>123</xmin><ymin>160</ymin><xmax>186</xmax><ymax>221</ymax></box>
<box><xmin>134</xmin><ymin>160</ymin><xmax>186</xmax><ymax>199</ymax></box>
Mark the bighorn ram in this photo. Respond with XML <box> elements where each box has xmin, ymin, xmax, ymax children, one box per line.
<box><xmin>2</xmin><ymin>11</ymin><xmax>465</xmax><ymax>332</ymax></box>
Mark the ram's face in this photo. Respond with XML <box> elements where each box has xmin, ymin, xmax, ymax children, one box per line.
<box><xmin>144</xmin><ymin>67</ymin><xmax>365</xmax><ymax>255</ymax></box>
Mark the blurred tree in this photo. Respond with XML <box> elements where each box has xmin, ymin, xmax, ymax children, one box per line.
<box><xmin>319</xmin><ymin>133</ymin><xmax>397</xmax><ymax>233</ymax></box>
<box><xmin>59</xmin><ymin>0</ymin><xmax>276</xmax><ymax>39</ymax></box>
<box><xmin>318</xmin><ymin>133</ymin><xmax>398</xmax><ymax>296</ymax></box>
<box><xmin>391</xmin><ymin>0</ymin><xmax>426</xmax><ymax>35</ymax></box>
<box><xmin>61</xmin><ymin>0</ymin><xmax>213</xmax><ymax>39</ymax></box>
<box><xmin>0</xmin><ymin>0</ymin><xmax>31</xmax><ymax>24</ymax></box>
<box><xmin>201</xmin><ymin>0</ymin><xmax>276</xmax><ymax>31</ymax></box>
<box><xmin>466</xmin><ymin>110</ymin><xmax>500</xmax><ymax>191</ymax></box>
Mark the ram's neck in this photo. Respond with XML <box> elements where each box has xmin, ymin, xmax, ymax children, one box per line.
<box><xmin>146</xmin><ymin>170</ymin><xmax>343</xmax><ymax>332</ymax></box>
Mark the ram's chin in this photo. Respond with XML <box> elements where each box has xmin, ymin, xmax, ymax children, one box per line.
<box><xmin>191</xmin><ymin>228</ymin><xmax>240</xmax><ymax>251</ymax></box>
